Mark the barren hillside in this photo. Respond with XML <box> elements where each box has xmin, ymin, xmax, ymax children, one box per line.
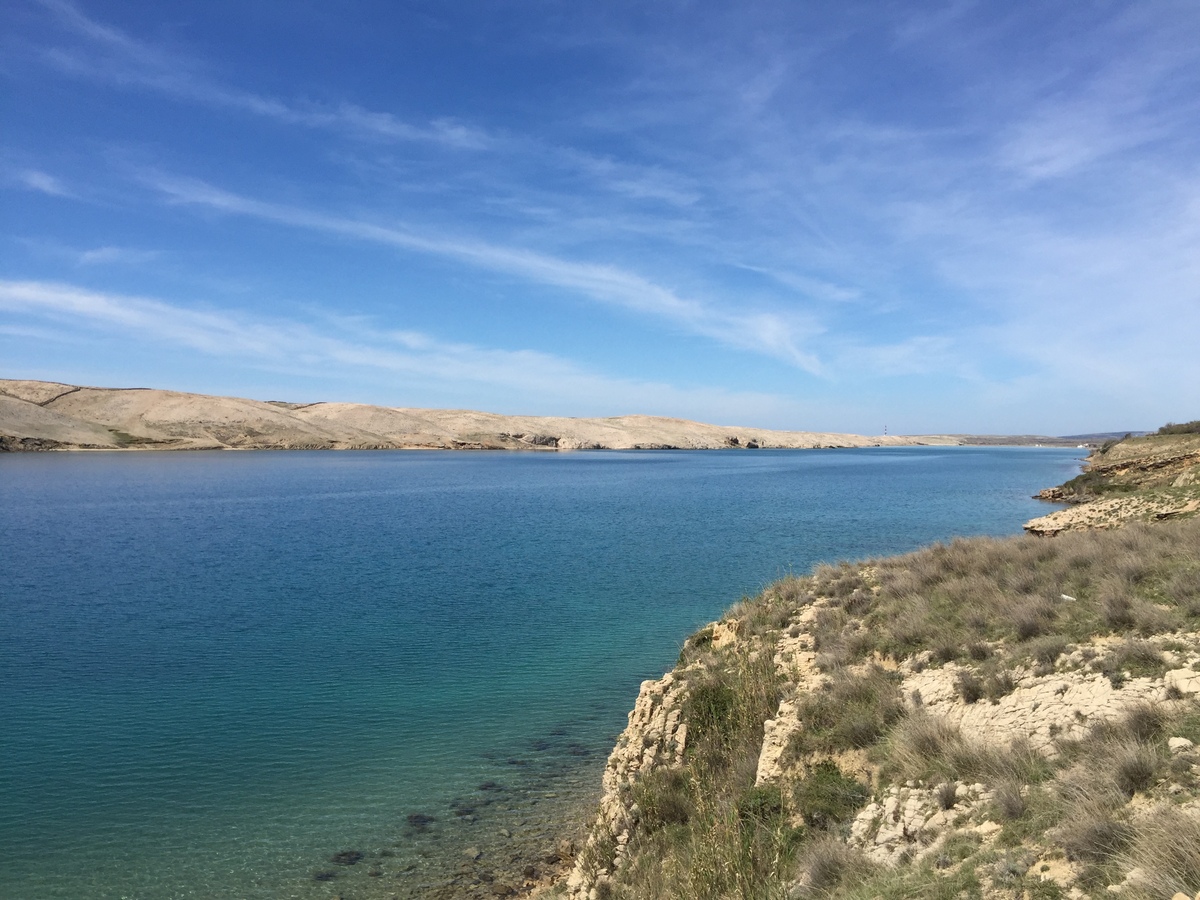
<box><xmin>0</xmin><ymin>379</ymin><xmax>989</xmax><ymax>452</ymax></box>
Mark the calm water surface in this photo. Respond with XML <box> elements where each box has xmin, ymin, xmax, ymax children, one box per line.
<box><xmin>0</xmin><ymin>447</ymin><xmax>1079</xmax><ymax>898</ymax></box>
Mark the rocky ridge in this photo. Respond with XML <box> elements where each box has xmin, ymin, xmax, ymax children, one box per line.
<box><xmin>0</xmin><ymin>379</ymin><xmax>1074</xmax><ymax>453</ymax></box>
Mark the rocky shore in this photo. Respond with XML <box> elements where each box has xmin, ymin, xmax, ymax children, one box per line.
<box><xmin>554</xmin><ymin>432</ymin><xmax>1200</xmax><ymax>899</ymax></box>
<box><xmin>1026</xmin><ymin>431</ymin><xmax>1200</xmax><ymax>535</ymax></box>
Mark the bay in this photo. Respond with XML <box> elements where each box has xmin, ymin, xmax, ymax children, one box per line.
<box><xmin>0</xmin><ymin>447</ymin><xmax>1078</xmax><ymax>898</ymax></box>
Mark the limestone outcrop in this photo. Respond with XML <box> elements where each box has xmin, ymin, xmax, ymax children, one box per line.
<box><xmin>1026</xmin><ymin>431</ymin><xmax>1200</xmax><ymax>535</ymax></box>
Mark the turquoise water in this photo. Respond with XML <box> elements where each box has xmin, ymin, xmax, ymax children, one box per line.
<box><xmin>0</xmin><ymin>447</ymin><xmax>1078</xmax><ymax>898</ymax></box>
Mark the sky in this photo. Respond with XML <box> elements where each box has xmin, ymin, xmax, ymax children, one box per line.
<box><xmin>2</xmin><ymin>1</ymin><xmax>1199</xmax><ymax>435</ymax></box>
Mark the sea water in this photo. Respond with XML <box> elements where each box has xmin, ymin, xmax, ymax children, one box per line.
<box><xmin>0</xmin><ymin>447</ymin><xmax>1079</xmax><ymax>898</ymax></box>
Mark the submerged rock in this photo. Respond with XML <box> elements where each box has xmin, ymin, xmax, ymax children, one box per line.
<box><xmin>406</xmin><ymin>812</ymin><xmax>436</xmax><ymax>832</ymax></box>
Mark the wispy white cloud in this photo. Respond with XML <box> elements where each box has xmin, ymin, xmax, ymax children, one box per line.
<box><xmin>27</xmin><ymin>0</ymin><xmax>727</xmax><ymax>207</ymax></box>
<box><xmin>831</xmin><ymin>335</ymin><xmax>972</xmax><ymax>380</ymax></box>
<box><xmin>142</xmin><ymin>172</ymin><xmax>826</xmax><ymax>372</ymax></box>
<box><xmin>31</xmin><ymin>0</ymin><xmax>493</xmax><ymax>150</ymax></box>
<box><xmin>733</xmin><ymin>264</ymin><xmax>861</xmax><ymax>305</ymax></box>
<box><xmin>15</xmin><ymin>168</ymin><xmax>74</xmax><ymax>197</ymax></box>
<box><xmin>77</xmin><ymin>245</ymin><xmax>158</xmax><ymax>265</ymax></box>
<box><xmin>0</xmin><ymin>278</ymin><xmax>797</xmax><ymax>422</ymax></box>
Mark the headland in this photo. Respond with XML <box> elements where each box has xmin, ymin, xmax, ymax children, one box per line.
<box><xmin>554</xmin><ymin>428</ymin><xmax>1200</xmax><ymax>899</ymax></box>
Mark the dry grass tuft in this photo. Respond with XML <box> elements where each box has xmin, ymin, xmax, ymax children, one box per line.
<box><xmin>1099</xmin><ymin>638</ymin><xmax>1167</xmax><ymax>685</ymax></box>
<box><xmin>935</xmin><ymin>781</ymin><xmax>958</xmax><ymax>810</ymax></box>
<box><xmin>993</xmin><ymin>779</ymin><xmax>1026</xmax><ymax>820</ymax></box>
<box><xmin>1118</xmin><ymin>806</ymin><xmax>1200</xmax><ymax>899</ymax></box>
<box><xmin>790</xmin><ymin>666</ymin><xmax>905</xmax><ymax>756</ymax></box>
<box><xmin>1119</xmin><ymin>702</ymin><xmax>1169</xmax><ymax>742</ymax></box>
<box><xmin>1109</xmin><ymin>740</ymin><xmax>1163</xmax><ymax>796</ymax></box>
<box><xmin>1057</xmin><ymin>803</ymin><xmax>1134</xmax><ymax>864</ymax></box>
<box><xmin>885</xmin><ymin>715</ymin><xmax>1050</xmax><ymax>789</ymax></box>
<box><xmin>792</xmin><ymin>838</ymin><xmax>875</xmax><ymax>897</ymax></box>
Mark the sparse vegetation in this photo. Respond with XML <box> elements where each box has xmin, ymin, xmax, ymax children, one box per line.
<box><xmin>788</xmin><ymin>667</ymin><xmax>905</xmax><ymax>756</ymax></box>
<box><xmin>1156</xmin><ymin>420</ymin><xmax>1200</xmax><ymax>436</ymax></box>
<box><xmin>581</xmin><ymin>452</ymin><xmax>1200</xmax><ymax>900</ymax></box>
<box><xmin>791</xmin><ymin>761</ymin><xmax>869</xmax><ymax>830</ymax></box>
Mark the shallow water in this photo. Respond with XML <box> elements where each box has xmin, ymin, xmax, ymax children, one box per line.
<box><xmin>0</xmin><ymin>447</ymin><xmax>1078</xmax><ymax>898</ymax></box>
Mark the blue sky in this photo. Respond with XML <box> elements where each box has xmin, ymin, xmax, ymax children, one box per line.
<box><xmin>2</xmin><ymin>0</ymin><xmax>1198</xmax><ymax>434</ymax></box>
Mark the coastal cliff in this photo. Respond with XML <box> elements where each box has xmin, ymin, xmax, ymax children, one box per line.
<box><xmin>557</xmin><ymin>435</ymin><xmax>1200</xmax><ymax>899</ymax></box>
<box><xmin>0</xmin><ymin>379</ymin><xmax>1074</xmax><ymax>452</ymax></box>
<box><xmin>1025</xmin><ymin>428</ymin><xmax>1200</xmax><ymax>535</ymax></box>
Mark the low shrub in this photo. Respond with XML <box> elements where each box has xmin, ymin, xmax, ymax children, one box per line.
<box><xmin>682</xmin><ymin>646</ymin><xmax>782</xmax><ymax>769</ymax></box>
<box><xmin>956</xmin><ymin>670</ymin><xmax>984</xmax><ymax>704</ymax></box>
<box><xmin>1060</xmin><ymin>814</ymin><xmax>1134</xmax><ymax>865</ymax></box>
<box><xmin>1156</xmin><ymin>420</ymin><xmax>1200</xmax><ymax>435</ymax></box>
<box><xmin>885</xmin><ymin>715</ymin><xmax>1051</xmax><ymax>788</ymax></box>
<box><xmin>994</xmin><ymin>779</ymin><xmax>1026</xmax><ymax>820</ymax></box>
<box><xmin>885</xmin><ymin>714</ymin><xmax>965</xmax><ymax>782</ymax></box>
<box><xmin>966</xmin><ymin>641</ymin><xmax>992</xmax><ymax>661</ymax></box>
<box><xmin>1098</xmin><ymin>577</ymin><xmax>1135</xmax><ymax>629</ymax></box>
<box><xmin>1010</xmin><ymin>595</ymin><xmax>1055</xmax><ymax>641</ymax></box>
<box><xmin>736</xmin><ymin>783</ymin><xmax>783</xmax><ymax>825</ymax></box>
<box><xmin>632</xmin><ymin>767</ymin><xmax>693</xmax><ymax>830</ymax></box>
<box><xmin>983</xmin><ymin>670</ymin><xmax>1017</xmax><ymax>701</ymax></box>
<box><xmin>1027</xmin><ymin>634</ymin><xmax>1069</xmax><ymax>669</ymax></box>
<box><xmin>791</xmin><ymin>666</ymin><xmax>905</xmax><ymax>755</ymax></box>
<box><xmin>677</xmin><ymin>625</ymin><xmax>715</xmax><ymax>665</ymax></box>
<box><xmin>1120</xmin><ymin>703</ymin><xmax>1169</xmax><ymax>742</ymax></box>
<box><xmin>685</xmin><ymin>678</ymin><xmax>736</xmax><ymax>744</ymax></box>
<box><xmin>792</xmin><ymin>838</ymin><xmax>874</xmax><ymax>896</ymax></box>
<box><xmin>1099</xmin><ymin>639</ymin><xmax>1167</xmax><ymax>684</ymax></box>
<box><xmin>996</xmin><ymin>785</ymin><xmax>1065</xmax><ymax>849</ymax></box>
<box><xmin>935</xmin><ymin>781</ymin><xmax>958</xmax><ymax>811</ymax></box>
<box><xmin>1110</xmin><ymin>740</ymin><xmax>1162</xmax><ymax>796</ymax></box>
<box><xmin>843</xmin><ymin>587</ymin><xmax>873</xmax><ymax>615</ymax></box>
<box><xmin>791</xmin><ymin>761</ymin><xmax>869</xmax><ymax>829</ymax></box>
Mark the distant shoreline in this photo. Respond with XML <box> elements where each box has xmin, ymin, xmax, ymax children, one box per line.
<box><xmin>1</xmin><ymin>378</ymin><xmax>1089</xmax><ymax>453</ymax></box>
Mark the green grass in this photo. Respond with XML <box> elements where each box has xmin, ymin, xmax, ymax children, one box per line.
<box><xmin>791</xmin><ymin>761</ymin><xmax>869</xmax><ymax>830</ymax></box>
<box><xmin>1156</xmin><ymin>420</ymin><xmax>1200</xmax><ymax>436</ymax></box>
<box><xmin>788</xmin><ymin>667</ymin><xmax>905</xmax><ymax>756</ymax></box>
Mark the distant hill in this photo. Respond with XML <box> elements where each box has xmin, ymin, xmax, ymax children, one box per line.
<box><xmin>1058</xmin><ymin>431</ymin><xmax>1149</xmax><ymax>441</ymax></box>
<box><xmin>0</xmin><ymin>378</ymin><xmax>956</xmax><ymax>452</ymax></box>
<box><xmin>0</xmin><ymin>378</ymin><xmax>1076</xmax><ymax>453</ymax></box>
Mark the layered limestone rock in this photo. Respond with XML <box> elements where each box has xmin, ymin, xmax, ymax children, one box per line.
<box><xmin>849</xmin><ymin>782</ymin><xmax>994</xmax><ymax>866</ymax></box>
<box><xmin>1026</xmin><ymin>432</ymin><xmax>1200</xmax><ymax>534</ymax></box>
<box><xmin>564</xmin><ymin>672</ymin><xmax>689</xmax><ymax>900</ymax></box>
<box><xmin>903</xmin><ymin>656</ymin><xmax>1198</xmax><ymax>753</ymax></box>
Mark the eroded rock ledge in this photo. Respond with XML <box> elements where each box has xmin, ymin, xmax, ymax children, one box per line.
<box><xmin>1026</xmin><ymin>432</ymin><xmax>1200</xmax><ymax>535</ymax></box>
